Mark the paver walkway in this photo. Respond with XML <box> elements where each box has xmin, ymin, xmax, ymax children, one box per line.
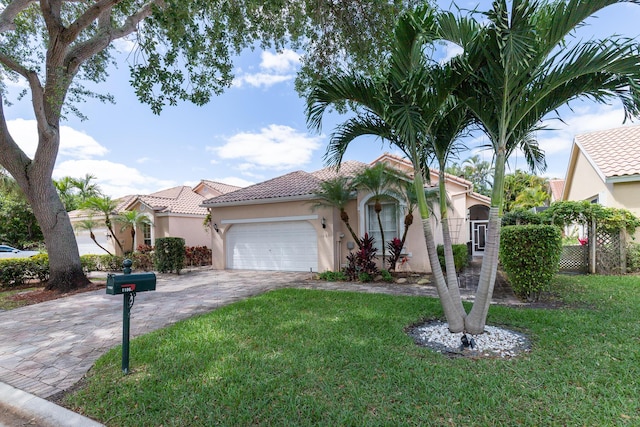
<box><xmin>0</xmin><ymin>268</ymin><xmax>517</xmax><ymax>400</ymax></box>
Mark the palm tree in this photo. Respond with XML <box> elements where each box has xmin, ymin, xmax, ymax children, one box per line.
<box><xmin>424</xmin><ymin>100</ymin><xmax>476</xmax><ymax>317</ymax></box>
<box><xmin>308</xmin><ymin>6</ymin><xmax>469</xmax><ymax>331</ymax></box>
<box><xmin>115</xmin><ymin>210</ymin><xmax>153</xmax><ymax>254</ymax></box>
<box><xmin>72</xmin><ymin>174</ymin><xmax>102</xmax><ymax>204</ymax></box>
<box><xmin>310</xmin><ymin>176</ymin><xmax>361</xmax><ymax>247</ymax></box>
<box><xmin>82</xmin><ymin>196</ymin><xmax>125</xmax><ymax>254</ymax></box>
<box><xmin>353</xmin><ymin>163</ymin><xmax>407</xmax><ymax>267</ymax></box>
<box><xmin>74</xmin><ymin>217</ymin><xmax>112</xmax><ymax>255</ymax></box>
<box><xmin>438</xmin><ymin>0</ymin><xmax>640</xmax><ymax>333</ymax></box>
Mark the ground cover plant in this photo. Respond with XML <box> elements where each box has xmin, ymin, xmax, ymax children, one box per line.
<box><xmin>62</xmin><ymin>275</ymin><xmax>639</xmax><ymax>426</ymax></box>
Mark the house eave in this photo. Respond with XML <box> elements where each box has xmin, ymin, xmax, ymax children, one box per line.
<box><xmin>605</xmin><ymin>174</ymin><xmax>640</xmax><ymax>184</ymax></box>
<box><xmin>201</xmin><ymin>194</ymin><xmax>321</xmax><ymax>208</ymax></box>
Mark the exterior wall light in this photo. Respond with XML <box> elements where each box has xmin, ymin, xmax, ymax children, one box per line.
<box><xmin>321</xmin><ymin>217</ymin><xmax>326</xmax><ymax>229</ymax></box>
<box><xmin>213</xmin><ymin>223</ymin><xmax>219</xmax><ymax>233</ymax></box>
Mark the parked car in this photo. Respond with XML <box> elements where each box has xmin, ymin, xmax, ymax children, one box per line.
<box><xmin>0</xmin><ymin>245</ymin><xmax>40</xmax><ymax>259</ymax></box>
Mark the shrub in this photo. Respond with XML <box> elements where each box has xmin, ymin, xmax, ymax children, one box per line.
<box><xmin>318</xmin><ymin>270</ymin><xmax>348</xmax><ymax>281</ymax></box>
<box><xmin>502</xmin><ymin>210</ymin><xmax>544</xmax><ymax>226</ymax></box>
<box><xmin>437</xmin><ymin>244</ymin><xmax>469</xmax><ymax>273</ymax></box>
<box><xmin>627</xmin><ymin>243</ymin><xmax>640</xmax><ymax>273</ymax></box>
<box><xmin>185</xmin><ymin>246</ymin><xmax>212</xmax><ymax>266</ymax></box>
<box><xmin>380</xmin><ymin>269</ymin><xmax>394</xmax><ymax>282</ymax></box>
<box><xmin>386</xmin><ymin>237</ymin><xmax>404</xmax><ymax>271</ymax></box>
<box><xmin>499</xmin><ymin>225</ymin><xmax>562</xmax><ymax>302</ymax></box>
<box><xmin>27</xmin><ymin>254</ymin><xmax>49</xmax><ymax>282</ymax></box>
<box><xmin>0</xmin><ymin>259</ymin><xmax>28</xmax><ymax>287</ymax></box>
<box><xmin>155</xmin><ymin>237</ymin><xmax>185</xmax><ymax>273</ymax></box>
<box><xmin>343</xmin><ymin>233</ymin><xmax>379</xmax><ymax>281</ymax></box>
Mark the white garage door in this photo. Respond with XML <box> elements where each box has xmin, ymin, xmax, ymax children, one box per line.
<box><xmin>226</xmin><ymin>221</ymin><xmax>318</xmax><ymax>272</ymax></box>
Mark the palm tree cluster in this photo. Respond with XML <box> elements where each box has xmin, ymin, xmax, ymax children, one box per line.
<box><xmin>306</xmin><ymin>0</ymin><xmax>640</xmax><ymax>333</ymax></box>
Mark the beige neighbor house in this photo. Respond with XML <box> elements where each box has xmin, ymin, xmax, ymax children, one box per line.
<box><xmin>562</xmin><ymin>124</ymin><xmax>640</xmax><ymax>239</ymax></box>
<box><xmin>201</xmin><ymin>153</ymin><xmax>491</xmax><ymax>273</ymax></box>
<box><xmin>70</xmin><ymin>180</ymin><xmax>240</xmax><ymax>255</ymax></box>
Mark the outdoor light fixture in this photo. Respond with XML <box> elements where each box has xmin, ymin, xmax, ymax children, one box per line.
<box><xmin>213</xmin><ymin>223</ymin><xmax>219</xmax><ymax>233</ymax></box>
<box><xmin>321</xmin><ymin>217</ymin><xmax>326</xmax><ymax>229</ymax></box>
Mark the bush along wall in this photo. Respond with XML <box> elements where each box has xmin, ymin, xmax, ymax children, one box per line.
<box><xmin>499</xmin><ymin>225</ymin><xmax>562</xmax><ymax>302</ymax></box>
<box><xmin>155</xmin><ymin>237</ymin><xmax>186</xmax><ymax>274</ymax></box>
<box><xmin>437</xmin><ymin>244</ymin><xmax>470</xmax><ymax>273</ymax></box>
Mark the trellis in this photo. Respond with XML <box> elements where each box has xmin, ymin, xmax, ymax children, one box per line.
<box><xmin>559</xmin><ymin>222</ymin><xmax>627</xmax><ymax>275</ymax></box>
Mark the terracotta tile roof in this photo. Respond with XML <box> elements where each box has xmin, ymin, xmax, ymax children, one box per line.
<box><xmin>310</xmin><ymin>161</ymin><xmax>368</xmax><ymax>180</ymax></box>
<box><xmin>128</xmin><ymin>186</ymin><xmax>207</xmax><ymax>215</ymax></box>
<box><xmin>203</xmin><ymin>171</ymin><xmax>324</xmax><ymax>205</ymax></box>
<box><xmin>574</xmin><ymin>125</ymin><xmax>640</xmax><ymax>178</ymax></box>
<box><xmin>549</xmin><ymin>179</ymin><xmax>565</xmax><ymax>201</ymax></box>
<box><xmin>198</xmin><ymin>180</ymin><xmax>242</xmax><ymax>194</ymax></box>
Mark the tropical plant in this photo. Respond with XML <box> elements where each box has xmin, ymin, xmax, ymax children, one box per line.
<box><xmin>310</xmin><ymin>176</ymin><xmax>361</xmax><ymax>247</ymax></box>
<box><xmin>353</xmin><ymin>163</ymin><xmax>408</xmax><ymax>266</ymax></box>
<box><xmin>503</xmin><ymin>170</ymin><xmax>550</xmax><ymax>212</ymax></box>
<box><xmin>343</xmin><ymin>234</ymin><xmax>379</xmax><ymax>281</ymax></box>
<box><xmin>115</xmin><ymin>211</ymin><xmax>153</xmax><ymax>254</ymax></box>
<box><xmin>73</xmin><ymin>217</ymin><xmax>112</xmax><ymax>255</ymax></box>
<box><xmin>54</xmin><ymin>174</ymin><xmax>102</xmax><ymax>212</ymax></box>
<box><xmin>308</xmin><ymin>6</ymin><xmax>470</xmax><ymax>331</ymax></box>
<box><xmin>82</xmin><ymin>196</ymin><xmax>124</xmax><ymax>254</ymax></box>
<box><xmin>446</xmin><ymin>155</ymin><xmax>494</xmax><ymax>196</ymax></box>
<box><xmin>438</xmin><ymin>0</ymin><xmax>640</xmax><ymax>333</ymax></box>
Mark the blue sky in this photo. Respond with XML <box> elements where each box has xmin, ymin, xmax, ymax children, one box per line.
<box><xmin>4</xmin><ymin>1</ymin><xmax>640</xmax><ymax>198</ymax></box>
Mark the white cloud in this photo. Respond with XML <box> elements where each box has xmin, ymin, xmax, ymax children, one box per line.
<box><xmin>7</xmin><ymin>119</ymin><xmax>108</xmax><ymax>159</ymax></box>
<box><xmin>260</xmin><ymin>50</ymin><xmax>300</xmax><ymax>73</ymax></box>
<box><xmin>233</xmin><ymin>49</ymin><xmax>300</xmax><ymax>88</ymax></box>
<box><xmin>233</xmin><ymin>73</ymin><xmax>294</xmax><ymax>88</ymax></box>
<box><xmin>439</xmin><ymin>41</ymin><xmax>464</xmax><ymax>63</ymax></box>
<box><xmin>208</xmin><ymin>125</ymin><xmax>322</xmax><ymax>170</ymax></box>
<box><xmin>53</xmin><ymin>159</ymin><xmax>176</xmax><ymax>198</ymax></box>
<box><xmin>214</xmin><ymin>176</ymin><xmax>255</xmax><ymax>188</ymax></box>
<box><xmin>136</xmin><ymin>157</ymin><xmax>151</xmax><ymax>164</ymax></box>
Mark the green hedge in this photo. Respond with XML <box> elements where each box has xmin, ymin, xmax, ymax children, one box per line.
<box><xmin>437</xmin><ymin>244</ymin><xmax>469</xmax><ymax>273</ymax></box>
<box><xmin>499</xmin><ymin>225</ymin><xmax>562</xmax><ymax>302</ymax></box>
<box><xmin>1</xmin><ymin>245</ymin><xmax>209</xmax><ymax>288</ymax></box>
<box><xmin>154</xmin><ymin>237</ymin><xmax>186</xmax><ymax>274</ymax></box>
<box><xmin>0</xmin><ymin>254</ymin><xmax>48</xmax><ymax>288</ymax></box>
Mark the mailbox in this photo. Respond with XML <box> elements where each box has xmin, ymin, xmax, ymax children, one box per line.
<box><xmin>106</xmin><ymin>272</ymin><xmax>156</xmax><ymax>295</ymax></box>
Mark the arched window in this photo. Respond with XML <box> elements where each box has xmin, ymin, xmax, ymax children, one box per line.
<box><xmin>365</xmin><ymin>197</ymin><xmax>400</xmax><ymax>246</ymax></box>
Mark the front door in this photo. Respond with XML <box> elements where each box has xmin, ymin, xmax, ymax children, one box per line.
<box><xmin>471</xmin><ymin>220</ymin><xmax>488</xmax><ymax>256</ymax></box>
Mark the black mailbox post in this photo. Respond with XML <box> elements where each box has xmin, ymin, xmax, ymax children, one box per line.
<box><xmin>106</xmin><ymin>259</ymin><xmax>156</xmax><ymax>374</ymax></box>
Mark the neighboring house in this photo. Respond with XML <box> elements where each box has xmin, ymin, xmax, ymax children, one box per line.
<box><xmin>201</xmin><ymin>153</ymin><xmax>491</xmax><ymax>273</ymax></box>
<box><xmin>70</xmin><ymin>180</ymin><xmax>240</xmax><ymax>255</ymax></box>
<box><xmin>562</xmin><ymin>124</ymin><xmax>640</xmax><ymax>238</ymax></box>
<box><xmin>548</xmin><ymin>179</ymin><xmax>565</xmax><ymax>203</ymax></box>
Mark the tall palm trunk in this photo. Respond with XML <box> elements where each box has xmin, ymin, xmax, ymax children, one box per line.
<box><xmin>340</xmin><ymin>209</ymin><xmax>361</xmax><ymax>248</ymax></box>
<box><xmin>439</xmin><ymin>170</ymin><xmax>466</xmax><ymax>319</ymax></box>
<box><xmin>414</xmin><ymin>166</ymin><xmax>464</xmax><ymax>332</ymax></box>
<box><xmin>89</xmin><ymin>230</ymin><xmax>113</xmax><ymax>255</ymax></box>
<box><xmin>465</xmin><ymin>150</ymin><xmax>507</xmax><ymax>333</ymax></box>
<box><xmin>374</xmin><ymin>201</ymin><xmax>387</xmax><ymax>267</ymax></box>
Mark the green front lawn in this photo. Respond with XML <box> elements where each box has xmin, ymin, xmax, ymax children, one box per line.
<box><xmin>64</xmin><ymin>275</ymin><xmax>640</xmax><ymax>426</ymax></box>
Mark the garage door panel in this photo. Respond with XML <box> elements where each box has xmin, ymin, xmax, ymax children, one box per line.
<box><xmin>226</xmin><ymin>221</ymin><xmax>317</xmax><ymax>272</ymax></box>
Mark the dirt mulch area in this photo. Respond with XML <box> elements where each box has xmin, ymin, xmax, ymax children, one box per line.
<box><xmin>3</xmin><ymin>281</ymin><xmax>106</xmax><ymax>306</ymax></box>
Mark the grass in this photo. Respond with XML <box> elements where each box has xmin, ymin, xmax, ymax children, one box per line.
<box><xmin>0</xmin><ymin>286</ymin><xmax>41</xmax><ymax>310</ymax></box>
<box><xmin>64</xmin><ymin>275</ymin><xmax>640</xmax><ymax>426</ymax></box>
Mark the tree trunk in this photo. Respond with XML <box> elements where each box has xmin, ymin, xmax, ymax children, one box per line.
<box><xmin>0</xmin><ymin>123</ymin><xmax>89</xmax><ymax>292</ymax></box>
<box><xmin>465</xmin><ymin>149</ymin><xmax>507</xmax><ymax>334</ymax></box>
<box><xmin>90</xmin><ymin>231</ymin><xmax>112</xmax><ymax>255</ymax></box>
<box><xmin>439</xmin><ymin>170</ymin><xmax>466</xmax><ymax>319</ymax></box>
<box><xmin>414</xmin><ymin>172</ymin><xmax>464</xmax><ymax>332</ymax></box>
<box><xmin>376</xmin><ymin>211</ymin><xmax>386</xmax><ymax>268</ymax></box>
<box><xmin>340</xmin><ymin>209</ymin><xmax>362</xmax><ymax>248</ymax></box>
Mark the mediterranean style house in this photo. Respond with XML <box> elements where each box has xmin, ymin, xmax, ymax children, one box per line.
<box><xmin>201</xmin><ymin>153</ymin><xmax>491</xmax><ymax>273</ymax></box>
<box><xmin>70</xmin><ymin>180</ymin><xmax>240</xmax><ymax>255</ymax></box>
<box><xmin>562</xmin><ymin>124</ymin><xmax>640</xmax><ymax>238</ymax></box>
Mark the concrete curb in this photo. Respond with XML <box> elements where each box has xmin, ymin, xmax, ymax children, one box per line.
<box><xmin>0</xmin><ymin>381</ymin><xmax>104</xmax><ymax>427</ymax></box>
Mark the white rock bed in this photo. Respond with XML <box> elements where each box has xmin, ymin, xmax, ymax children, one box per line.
<box><xmin>408</xmin><ymin>321</ymin><xmax>531</xmax><ymax>358</ymax></box>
